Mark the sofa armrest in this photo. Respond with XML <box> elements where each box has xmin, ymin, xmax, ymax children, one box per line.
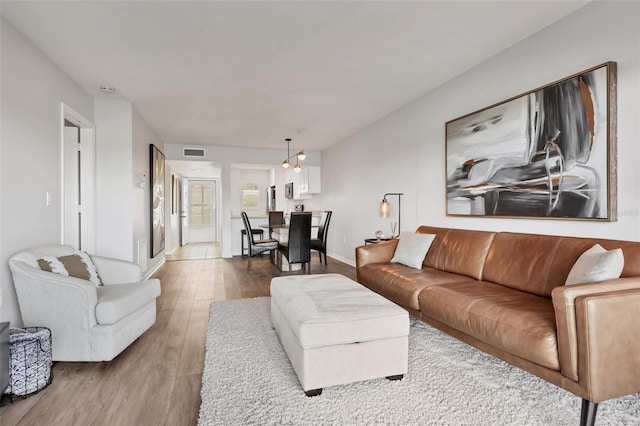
<box><xmin>574</xmin><ymin>289</ymin><xmax>640</xmax><ymax>402</ymax></box>
<box><xmin>552</xmin><ymin>278</ymin><xmax>640</xmax><ymax>385</ymax></box>
<box><xmin>91</xmin><ymin>255</ymin><xmax>143</xmax><ymax>284</ymax></box>
<box><xmin>355</xmin><ymin>240</ymin><xmax>399</xmax><ymax>282</ymax></box>
<box><xmin>355</xmin><ymin>240</ymin><xmax>398</xmax><ymax>269</ymax></box>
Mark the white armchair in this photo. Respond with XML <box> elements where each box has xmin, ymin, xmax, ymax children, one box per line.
<box><xmin>9</xmin><ymin>245</ymin><xmax>161</xmax><ymax>362</ymax></box>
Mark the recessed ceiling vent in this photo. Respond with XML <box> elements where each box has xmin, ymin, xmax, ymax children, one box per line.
<box><xmin>183</xmin><ymin>148</ymin><xmax>205</xmax><ymax>158</ymax></box>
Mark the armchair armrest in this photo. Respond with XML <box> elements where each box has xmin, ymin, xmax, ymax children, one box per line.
<box><xmin>552</xmin><ymin>278</ymin><xmax>640</xmax><ymax>387</ymax></box>
<box><xmin>355</xmin><ymin>240</ymin><xmax>398</xmax><ymax>269</ymax></box>
<box><xmin>91</xmin><ymin>255</ymin><xmax>142</xmax><ymax>284</ymax></box>
<box><xmin>9</xmin><ymin>261</ymin><xmax>99</xmax><ymax>359</ymax></box>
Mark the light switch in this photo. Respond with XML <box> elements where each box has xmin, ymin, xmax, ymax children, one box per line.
<box><xmin>46</xmin><ymin>191</ymin><xmax>52</xmax><ymax>207</ymax></box>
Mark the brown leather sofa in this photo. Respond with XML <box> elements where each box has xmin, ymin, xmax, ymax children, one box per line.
<box><xmin>356</xmin><ymin>226</ymin><xmax>640</xmax><ymax>426</ymax></box>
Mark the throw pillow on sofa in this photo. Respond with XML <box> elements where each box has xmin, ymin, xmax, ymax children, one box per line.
<box><xmin>391</xmin><ymin>232</ymin><xmax>436</xmax><ymax>269</ymax></box>
<box><xmin>565</xmin><ymin>244</ymin><xmax>624</xmax><ymax>285</ymax></box>
<box><xmin>38</xmin><ymin>251</ymin><xmax>103</xmax><ymax>286</ymax></box>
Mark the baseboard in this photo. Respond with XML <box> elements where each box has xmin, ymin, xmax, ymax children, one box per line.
<box><xmin>144</xmin><ymin>257</ymin><xmax>165</xmax><ymax>280</ymax></box>
<box><xmin>326</xmin><ymin>251</ymin><xmax>355</xmax><ymax>267</ymax></box>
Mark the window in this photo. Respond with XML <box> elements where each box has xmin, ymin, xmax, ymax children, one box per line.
<box><xmin>242</xmin><ymin>183</ymin><xmax>260</xmax><ymax>208</ymax></box>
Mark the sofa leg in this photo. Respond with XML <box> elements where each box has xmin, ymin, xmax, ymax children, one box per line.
<box><xmin>580</xmin><ymin>399</ymin><xmax>598</xmax><ymax>426</ymax></box>
<box><xmin>305</xmin><ymin>388</ymin><xmax>322</xmax><ymax>397</ymax></box>
<box><xmin>386</xmin><ymin>374</ymin><xmax>403</xmax><ymax>381</ymax></box>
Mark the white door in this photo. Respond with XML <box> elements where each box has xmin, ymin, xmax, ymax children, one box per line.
<box><xmin>187</xmin><ymin>180</ymin><xmax>217</xmax><ymax>243</ymax></box>
<box><xmin>62</xmin><ymin>114</ymin><xmax>96</xmax><ymax>252</ymax></box>
<box><xmin>63</xmin><ymin>125</ymin><xmax>80</xmax><ymax>249</ymax></box>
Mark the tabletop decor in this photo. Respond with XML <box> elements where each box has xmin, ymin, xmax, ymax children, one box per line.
<box><xmin>446</xmin><ymin>62</ymin><xmax>617</xmax><ymax>221</ymax></box>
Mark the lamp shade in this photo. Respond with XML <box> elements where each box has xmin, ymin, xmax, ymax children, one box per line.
<box><xmin>380</xmin><ymin>200</ymin><xmax>390</xmax><ymax>217</ymax></box>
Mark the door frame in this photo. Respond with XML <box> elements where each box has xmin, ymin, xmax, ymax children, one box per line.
<box><xmin>60</xmin><ymin>103</ymin><xmax>96</xmax><ymax>253</ymax></box>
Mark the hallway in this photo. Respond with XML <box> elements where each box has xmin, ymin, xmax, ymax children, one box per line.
<box><xmin>165</xmin><ymin>242</ymin><xmax>221</xmax><ymax>261</ymax></box>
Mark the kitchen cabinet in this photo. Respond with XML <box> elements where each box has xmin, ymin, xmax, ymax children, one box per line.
<box><xmin>286</xmin><ymin>166</ymin><xmax>321</xmax><ymax>199</ymax></box>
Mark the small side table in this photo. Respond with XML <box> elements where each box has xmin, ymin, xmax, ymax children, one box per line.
<box><xmin>364</xmin><ymin>238</ymin><xmax>393</xmax><ymax>245</ymax></box>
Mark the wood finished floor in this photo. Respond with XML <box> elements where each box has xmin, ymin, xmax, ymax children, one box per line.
<box><xmin>165</xmin><ymin>242</ymin><xmax>221</xmax><ymax>261</ymax></box>
<box><xmin>1</xmin><ymin>254</ymin><xmax>356</xmax><ymax>426</ymax></box>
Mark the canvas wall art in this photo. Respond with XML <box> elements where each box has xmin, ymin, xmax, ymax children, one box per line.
<box><xmin>150</xmin><ymin>144</ymin><xmax>165</xmax><ymax>257</ymax></box>
<box><xmin>446</xmin><ymin>62</ymin><xmax>617</xmax><ymax>221</ymax></box>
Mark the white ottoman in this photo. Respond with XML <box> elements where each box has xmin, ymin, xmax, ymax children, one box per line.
<box><xmin>270</xmin><ymin>273</ymin><xmax>409</xmax><ymax>396</ymax></box>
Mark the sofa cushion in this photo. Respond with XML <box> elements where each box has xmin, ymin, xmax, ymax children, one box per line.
<box><xmin>482</xmin><ymin>232</ymin><xmax>560</xmax><ymax>297</ymax></box>
<box><xmin>565</xmin><ymin>244</ymin><xmax>624</xmax><ymax>285</ymax></box>
<box><xmin>95</xmin><ymin>280</ymin><xmax>161</xmax><ymax>325</ymax></box>
<box><xmin>391</xmin><ymin>232</ymin><xmax>435</xmax><ymax>269</ymax></box>
<box><xmin>416</xmin><ymin>226</ymin><xmax>496</xmax><ymax>280</ymax></box>
<box><xmin>359</xmin><ymin>263</ymin><xmax>475</xmax><ymax>310</ymax></box>
<box><xmin>419</xmin><ymin>281</ymin><xmax>559</xmax><ymax>370</ymax></box>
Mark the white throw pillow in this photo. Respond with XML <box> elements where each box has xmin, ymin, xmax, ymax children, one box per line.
<box><xmin>391</xmin><ymin>232</ymin><xmax>436</xmax><ymax>269</ymax></box>
<box><xmin>565</xmin><ymin>244</ymin><xmax>624</xmax><ymax>285</ymax></box>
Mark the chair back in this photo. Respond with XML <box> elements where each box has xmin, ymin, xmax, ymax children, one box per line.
<box><xmin>286</xmin><ymin>212</ymin><xmax>312</xmax><ymax>263</ymax></box>
<box><xmin>241</xmin><ymin>212</ymin><xmax>257</xmax><ymax>245</ymax></box>
<box><xmin>317</xmin><ymin>211</ymin><xmax>333</xmax><ymax>243</ymax></box>
<box><xmin>269</xmin><ymin>211</ymin><xmax>285</xmax><ymax>226</ymax></box>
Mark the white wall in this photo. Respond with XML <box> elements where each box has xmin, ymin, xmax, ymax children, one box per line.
<box><xmin>132</xmin><ymin>108</ymin><xmax>165</xmax><ymax>274</ymax></box>
<box><xmin>94</xmin><ymin>100</ymin><xmax>134</xmax><ymax>261</ymax></box>
<box><xmin>231</xmin><ymin>168</ymin><xmax>271</xmax><ymax>216</ymax></box>
<box><xmin>0</xmin><ymin>18</ymin><xmax>94</xmax><ymax>325</ymax></box>
<box><xmin>322</xmin><ymin>1</ymin><xmax>640</xmax><ymax>265</ymax></box>
<box><xmin>94</xmin><ymin>101</ymin><xmax>166</xmax><ymax>273</ymax></box>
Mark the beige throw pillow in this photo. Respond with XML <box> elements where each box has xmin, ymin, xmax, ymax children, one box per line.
<box><xmin>565</xmin><ymin>244</ymin><xmax>624</xmax><ymax>285</ymax></box>
<box><xmin>38</xmin><ymin>251</ymin><xmax>103</xmax><ymax>286</ymax></box>
<box><xmin>391</xmin><ymin>232</ymin><xmax>436</xmax><ymax>269</ymax></box>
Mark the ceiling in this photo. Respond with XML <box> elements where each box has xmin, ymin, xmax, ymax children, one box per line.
<box><xmin>2</xmin><ymin>1</ymin><xmax>590</xmax><ymax>151</ymax></box>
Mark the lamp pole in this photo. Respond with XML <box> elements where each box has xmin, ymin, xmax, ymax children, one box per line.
<box><xmin>381</xmin><ymin>192</ymin><xmax>403</xmax><ymax>238</ymax></box>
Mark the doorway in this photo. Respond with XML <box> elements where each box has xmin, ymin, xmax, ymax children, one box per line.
<box><xmin>170</xmin><ymin>178</ymin><xmax>221</xmax><ymax>261</ymax></box>
<box><xmin>187</xmin><ymin>179</ymin><xmax>217</xmax><ymax>243</ymax></box>
<box><xmin>61</xmin><ymin>103</ymin><xmax>95</xmax><ymax>252</ymax></box>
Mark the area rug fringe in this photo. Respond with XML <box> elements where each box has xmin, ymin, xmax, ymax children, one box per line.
<box><xmin>198</xmin><ymin>297</ymin><xmax>640</xmax><ymax>425</ymax></box>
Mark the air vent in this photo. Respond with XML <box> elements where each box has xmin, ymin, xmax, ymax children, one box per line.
<box><xmin>183</xmin><ymin>148</ymin><xmax>205</xmax><ymax>158</ymax></box>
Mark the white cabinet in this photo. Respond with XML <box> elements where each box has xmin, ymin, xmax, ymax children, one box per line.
<box><xmin>285</xmin><ymin>166</ymin><xmax>321</xmax><ymax>199</ymax></box>
<box><xmin>301</xmin><ymin>166</ymin><xmax>321</xmax><ymax>194</ymax></box>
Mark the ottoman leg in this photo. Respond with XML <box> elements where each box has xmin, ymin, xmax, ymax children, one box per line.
<box><xmin>386</xmin><ymin>374</ymin><xmax>404</xmax><ymax>381</ymax></box>
<box><xmin>305</xmin><ymin>388</ymin><xmax>322</xmax><ymax>397</ymax></box>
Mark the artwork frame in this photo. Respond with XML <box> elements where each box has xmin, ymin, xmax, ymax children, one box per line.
<box><xmin>172</xmin><ymin>174</ymin><xmax>178</xmax><ymax>215</ymax></box>
<box><xmin>150</xmin><ymin>144</ymin><xmax>165</xmax><ymax>258</ymax></box>
<box><xmin>446</xmin><ymin>62</ymin><xmax>617</xmax><ymax>221</ymax></box>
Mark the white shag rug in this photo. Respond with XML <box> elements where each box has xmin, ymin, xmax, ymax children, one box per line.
<box><xmin>199</xmin><ymin>297</ymin><xmax>640</xmax><ymax>425</ymax></box>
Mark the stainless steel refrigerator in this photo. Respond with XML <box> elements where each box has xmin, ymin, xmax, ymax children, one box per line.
<box><xmin>266</xmin><ymin>185</ymin><xmax>276</xmax><ymax>212</ymax></box>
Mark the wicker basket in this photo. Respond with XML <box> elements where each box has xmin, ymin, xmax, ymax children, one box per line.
<box><xmin>7</xmin><ymin>327</ymin><xmax>52</xmax><ymax>397</ymax></box>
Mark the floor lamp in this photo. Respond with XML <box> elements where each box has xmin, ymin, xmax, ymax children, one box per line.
<box><xmin>379</xmin><ymin>193</ymin><xmax>403</xmax><ymax>238</ymax></box>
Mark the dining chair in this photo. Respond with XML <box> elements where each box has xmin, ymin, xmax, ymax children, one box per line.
<box><xmin>310</xmin><ymin>210</ymin><xmax>332</xmax><ymax>265</ymax></box>
<box><xmin>268</xmin><ymin>211</ymin><xmax>285</xmax><ymax>237</ymax></box>
<box><xmin>278</xmin><ymin>212</ymin><xmax>312</xmax><ymax>274</ymax></box>
<box><xmin>241</xmin><ymin>212</ymin><xmax>278</xmax><ymax>271</ymax></box>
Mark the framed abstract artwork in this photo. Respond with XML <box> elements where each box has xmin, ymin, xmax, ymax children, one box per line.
<box><xmin>150</xmin><ymin>144</ymin><xmax>165</xmax><ymax>257</ymax></box>
<box><xmin>446</xmin><ymin>62</ymin><xmax>617</xmax><ymax>221</ymax></box>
